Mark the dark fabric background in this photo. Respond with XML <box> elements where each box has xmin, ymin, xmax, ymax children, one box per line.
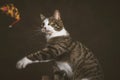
<box><xmin>0</xmin><ymin>0</ymin><xmax>119</xmax><ymax>80</ymax></box>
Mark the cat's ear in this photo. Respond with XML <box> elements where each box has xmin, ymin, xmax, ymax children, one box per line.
<box><xmin>54</xmin><ymin>10</ymin><xmax>61</xmax><ymax>20</ymax></box>
<box><xmin>40</xmin><ymin>14</ymin><xmax>45</xmax><ymax>20</ymax></box>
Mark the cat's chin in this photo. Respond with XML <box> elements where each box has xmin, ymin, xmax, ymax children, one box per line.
<box><xmin>45</xmin><ymin>32</ymin><xmax>52</xmax><ymax>36</ymax></box>
<box><xmin>45</xmin><ymin>30</ymin><xmax>52</xmax><ymax>35</ymax></box>
<box><xmin>41</xmin><ymin>29</ymin><xmax>52</xmax><ymax>35</ymax></box>
<box><xmin>44</xmin><ymin>31</ymin><xmax>52</xmax><ymax>36</ymax></box>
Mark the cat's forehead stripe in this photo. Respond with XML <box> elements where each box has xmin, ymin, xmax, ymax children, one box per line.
<box><xmin>44</xmin><ymin>18</ymin><xmax>49</xmax><ymax>24</ymax></box>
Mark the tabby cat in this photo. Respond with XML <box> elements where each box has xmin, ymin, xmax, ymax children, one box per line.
<box><xmin>16</xmin><ymin>10</ymin><xmax>104</xmax><ymax>80</ymax></box>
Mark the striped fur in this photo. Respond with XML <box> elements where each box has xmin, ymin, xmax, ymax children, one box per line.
<box><xmin>27</xmin><ymin>10</ymin><xmax>104</xmax><ymax>80</ymax></box>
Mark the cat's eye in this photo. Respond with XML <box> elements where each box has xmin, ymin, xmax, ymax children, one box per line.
<box><xmin>49</xmin><ymin>22</ymin><xmax>54</xmax><ymax>25</ymax></box>
<box><xmin>54</xmin><ymin>24</ymin><xmax>57</xmax><ymax>26</ymax></box>
<box><xmin>55</xmin><ymin>26</ymin><xmax>59</xmax><ymax>29</ymax></box>
<box><xmin>42</xmin><ymin>23</ymin><xmax>45</xmax><ymax>26</ymax></box>
<box><xmin>48</xmin><ymin>23</ymin><xmax>50</xmax><ymax>25</ymax></box>
<box><xmin>41</xmin><ymin>23</ymin><xmax>44</xmax><ymax>26</ymax></box>
<box><xmin>41</xmin><ymin>22</ymin><xmax>44</xmax><ymax>28</ymax></box>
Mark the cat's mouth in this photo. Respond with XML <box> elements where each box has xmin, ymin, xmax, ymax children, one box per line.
<box><xmin>41</xmin><ymin>28</ymin><xmax>52</xmax><ymax>35</ymax></box>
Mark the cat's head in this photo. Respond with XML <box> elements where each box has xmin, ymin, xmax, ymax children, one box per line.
<box><xmin>40</xmin><ymin>10</ymin><xmax>69</xmax><ymax>40</ymax></box>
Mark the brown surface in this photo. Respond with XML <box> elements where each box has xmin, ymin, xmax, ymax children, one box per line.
<box><xmin>0</xmin><ymin>0</ymin><xmax>119</xmax><ymax>80</ymax></box>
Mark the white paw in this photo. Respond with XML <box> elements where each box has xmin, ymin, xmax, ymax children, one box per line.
<box><xmin>16</xmin><ymin>57</ymin><xmax>33</xmax><ymax>69</ymax></box>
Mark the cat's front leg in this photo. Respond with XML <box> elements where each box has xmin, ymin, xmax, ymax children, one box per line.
<box><xmin>16</xmin><ymin>57</ymin><xmax>39</xmax><ymax>69</ymax></box>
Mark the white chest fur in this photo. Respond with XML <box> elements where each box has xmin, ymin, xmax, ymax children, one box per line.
<box><xmin>46</xmin><ymin>28</ymin><xmax>69</xmax><ymax>40</ymax></box>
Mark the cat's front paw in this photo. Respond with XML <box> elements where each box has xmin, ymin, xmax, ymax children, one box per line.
<box><xmin>16</xmin><ymin>57</ymin><xmax>33</xmax><ymax>69</ymax></box>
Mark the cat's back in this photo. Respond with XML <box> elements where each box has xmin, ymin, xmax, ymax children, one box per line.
<box><xmin>69</xmin><ymin>41</ymin><xmax>104</xmax><ymax>80</ymax></box>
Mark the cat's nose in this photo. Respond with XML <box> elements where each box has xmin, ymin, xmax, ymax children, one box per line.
<box><xmin>41</xmin><ymin>27</ymin><xmax>46</xmax><ymax>32</ymax></box>
<box><xmin>43</xmin><ymin>27</ymin><xmax>46</xmax><ymax>29</ymax></box>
